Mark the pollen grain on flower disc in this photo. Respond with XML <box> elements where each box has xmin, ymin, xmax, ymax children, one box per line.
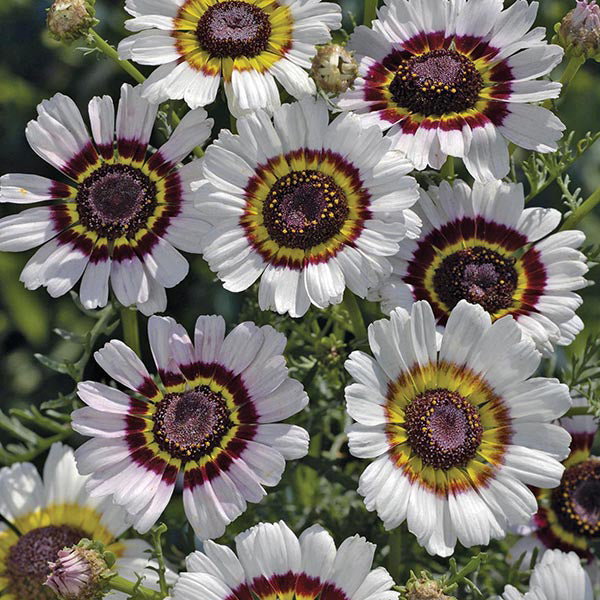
<box><xmin>262</xmin><ymin>170</ymin><xmax>349</xmax><ymax>250</ymax></box>
<box><xmin>551</xmin><ymin>459</ymin><xmax>600</xmax><ymax>537</ymax></box>
<box><xmin>389</xmin><ymin>49</ymin><xmax>484</xmax><ymax>117</ymax></box>
<box><xmin>6</xmin><ymin>525</ymin><xmax>86</xmax><ymax>600</ymax></box>
<box><xmin>433</xmin><ymin>246</ymin><xmax>518</xmax><ymax>314</ymax></box>
<box><xmin>152</xmin><ymin>386</ymin><xmax>233</xmax><ymax>461</ymax></box>
<box><xmin>404</xmin><ymin>388</ymin><xmax>483</xmax><ymax>470</ymax></box>
<box><xmin>196</xmin><ymin>1</ymin><xmax>272</xmax><ymax>59</ymax></box>
<box><xmin>76</xmin><ymin>163</ymin><xmax>157</xmax><ymax>240</ymax></box>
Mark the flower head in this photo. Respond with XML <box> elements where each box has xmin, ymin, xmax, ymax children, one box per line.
<box><xmin>47</xmin><ymin>0</ymin><xmax>96</xmax><ymax>42</ymax></box>
<box><xmin>72</xmin><ymin>315</ymin><xmax>310</xmax><ymax>539</ymax></box>
<box><xmin>338</xmin><ymin>0</ymin><xmax>566</xmax><ymax>182</ymax></box>
<box><xmin>0</xmin><ymin>443</ymin><xmax>163</xmax><ymax>600</ymax></box>
<box><xmin>510</xmin><ymin>394</ymin><xmax>600</xmax><ymax>564</ymax></box>
<box><xmin>45</xmin><ymin>540</ymin><xmax>114</xmax><ymax>600</ymax></box>
<box><xmin>311</xmin><ymin>44</ymin><xmax>359</xmax><ymax>95</ymax></box>
<box><xmin>499</xmin><ymin>549</ymin><xmax>593</xmax><ymax>600</ymax></box>
<box><xmin>345</xmin><ymin>300</ymin><xmax>572</xmax><ymax>556</ymax></box>
<box><xmin>118</xmin><ymin>0</ymin><xmax>342</xmax><ymax>116</ymax></box>
<box><xmin>171</xmin><ymin>521</ymin><xmax>399</xmax><ymax>600</ymax></box>
<box><xmin>370</xmin><ymin>179</ymin><xmax>588</xmax><ymax>355</ymax></box>
<box><xmin>557</xmin><ymin>1</ymin><xmax>600</xmax><ymax>59</ymax></box>
<box><xmin>196</xmin><ymin>96</ymin><xmax>420</xmax><ymax>317</ymax></box>
<box><xmin>0</xmin><ymin>85</ymin><xmax>213</xmax><ymax>315</ymax></box>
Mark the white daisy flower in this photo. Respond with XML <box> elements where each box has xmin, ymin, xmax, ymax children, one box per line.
<box><xmin>338</xmin><ymin>0</ymin><xmax>566</xmax><ymax>182</ymax></box>
<box><xmin>118</xmin><ymin>0</ymin><xmax>342</xmax><ymax>116</ymax></box>
<box><xmin>0</xmin><ymin>443</ymin><xmax>167</xmax><ymax>600</ymax></box>
<box><xmin>370</xmin><ymin>179</ymin><xmax>588</xmax><ymax>355</ymax></box>
<box><xmin>171</xmin><ymin>520</ymin><xmax>399</xmax><ymax>600</ymax></box>
<box><xmin>195</xmin><ymin>96</ymin><xmax>421</xmax><ymax>318</ymax></box>
<box><xmin>500</xmin><ymin>550</ymin><xmax>593</xmax><ymax>600</ymax></box>
<box><xmin>345</xmin><ymin>299</ymin><xmax>572</xmax><ymax>557</ymax></box>
<box><xmin>0</xmin><ymin>84</ymin><xmax>213</xmax><ymax>316</ymax></box>
<box><xmin>510</xmin><ymin>394</ymin><xmax>600</xmax><ymax>564</ymax></box>
<box><xmin>72</xmin><ymin>315</ymin><xmax>309</xmax><ymax>540</ymax></box>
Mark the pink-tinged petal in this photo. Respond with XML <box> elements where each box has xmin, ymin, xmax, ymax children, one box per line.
<box><xmin>137</xmin><ymin>231</ymin><xmax>189</xmax><ymax>288</ymax></box>
<box><xmin>252</xmin><ymin>424</ymin><xmax>309</xmax><ymax>460</ymax></box>
<box><xmin>148</xmin><ymin>315</ymin><xmax>185</xmax><ymax>387</ymax></box>
<box><xmin>77</xmin><ymin>380</ymin><xmax>148</xmax><ymax>415</ymax></box>
<box><xmin>0</xmin><ymin>173</ymin><xmax>75</xmax><ymax>204</ymax></box>
<box><xmin>88</xmin><ymin>95</ymin><xmax>115</xmax><ymax>160</ymax></box>
<box><xmin>194</xmin><ymin>315</ymin><xmax>226</xmax><ymax>365</ymax></box>
<box><xmin>146</xmin><ymin>108</ymin><xmax>213</xmax><ymax>177</ymax></box>
<box><xmin>237</xmin><ymin>440</ymin><xmax>286</xmax><ymax>487</ymax></box>
<box><xmin>38</xmin><ymin>93</ymin><xmax>93</xmax><ymax>153</ymax></box>
<box><xmin>0</xmin><ymin>206</ymin><xmax>64</xmax><ymax>251</ymax></box>
<box><xmin>115</xmin><ymin>83</ymin><xmax>159</xmax><ymax>164</ymax></box>
<box><xmin>218</xmin><ymin>322</ymin><xmax>264</xmax><ymax>377</ymax></box>
<box><xmin>252</xmin><ymin>378</ymin><xmax>309</xmax><ymax>423</ymax></box>
<box><xmin>94</xmin><ymin>338</ymin><xmax>160</xmax><ymax>398</ymax></box>
<box><xmin>71</xmin><ymin>407</ymin><xmax>129</xmax><ymax>439</ymax></box>
<box><xmin>136</xmin><ymin>265</ymin><xmax>168</xmax><ymax>316</ymax></box>
<box><xmin>110</xmin><ymin>239</ymin><xmax>150</xmax><ymax>306</ymax></box>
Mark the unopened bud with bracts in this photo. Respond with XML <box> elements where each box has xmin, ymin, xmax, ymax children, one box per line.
<box><xmin>47</xmin><ymin>0</ymin><xmax>97</xmax><ymax>43</ymax></box>
<box><xmin>45</xmin><ymin>539</ymin><xmax>115</xmax><ymax>600</ymax></box>
<box><xmin>556</xmin><ymin>0</ymin><xmax>600</xmax><ymax>59</ymax></box>
<box><xmin>310</xmin><ymin>44</ymin><xmax>358</xmax><ymax>95</ymax></box>
<box><xmin>405</xmin><ymin>578</ymin><xmax>454</xmax><ymax>600</ymax></box>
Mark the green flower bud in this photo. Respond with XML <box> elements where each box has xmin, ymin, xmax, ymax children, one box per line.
<box><xmin>47</xmin><ymin>0</ymin><xmax>96</xmax><ymax>43</ymax></box>
<box><xmin>555</xmin><ymin>0</ymin><xmax>600</xmax><ymax>60</ymax></box>
<box><xmin>405</xmin><ymin>578</ymin><xmax>455</xmax><ymax>600</ymax></box>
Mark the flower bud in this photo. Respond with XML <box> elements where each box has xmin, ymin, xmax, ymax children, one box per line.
<box><xmin>47</xmin><ymin>0</ymin><xmax>97</xmax><ymax>43</ymax></box>
<box><xmin>406</xmin><ymin>579</ymin><xmax>454</xmax><ymax>600</ymax></box>
<box><xmin>556</xmin><ymin>0</ymin><xmax>600</xmax><ymax>59</ymax></box>
<box><xmin>310</xmin><ymin>44</ymin><xmax>359</xmax><ymax>95</ymax></box>
<box><xmin>45</xmin><ymin>539</ymin><xmax>114</xmax><ymax>600</ymax></box>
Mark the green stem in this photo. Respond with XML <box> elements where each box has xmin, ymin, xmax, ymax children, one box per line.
<box><xmin>543</xmin><ymin>54</ymin><xmax>585</xmax><ymax>109</ymax></box>
<box><xmin>120</xmin><ymin>307</ymin><xmax>141</xmax><ymax>356</ymax></box>
<box><xmin>89</xmin><ymin>30</ymin><xmax>146</xmax><ymax>84</ymax></box>
<box><xmin>230</xmin><ymin>114</ymin><xmax>238</xmax><ymax>134</ymax></box>
<box><xmin>109</xmin><ymin>576</ymin><xmax>163</xmax><ymax>600</ymax></box>
<box><xmin>565</xmin><ymin>405</ymin><xmax>593</xmax><ymax>418</ymax></box>
<box><xmin>343</xmin><ymin>291</ymin><xmax>368</xmax><ymax>348</ymax></box>
<box><xmin>440</xmin><ymin>156</ymin><xmax>455</xmax><ymax>180</ymax></box>
<box><xmin>150</xmin><ymin>524</ymin><xmax>169</xmax><ymax>597</ymax></box>
<box><xmin>561</xmin><ymin>186</ymin><xmax>600</xmax><ymax>230</ymax></box>
<box><xmin>364</xmin><ymin>0</ymin><xmax>378</xmax><ymax>25</ymax></box>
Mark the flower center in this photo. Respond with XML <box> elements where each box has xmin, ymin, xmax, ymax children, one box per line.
<box><xmin>196</xmin><ymin>1</ymin><xmax>272</xmax><ymax>59</ymax></box>
<box><xmin>551</xmin><ymin>459</ymin><xmax>600</xmax><ymax>537</ymax></box>
<box><xmin>76</xmin><ymin>163</ymin><xmax>157</xmax><ymax>240</ymax></box>
<box><xmin>389</xmin><ymin>49</ymin><xmax>483</xmax><ymax>116</ymax></box>
<box><xmin>404</xmin><ymin>388</ymin><xmax>483</xmax><ymax>470</ymax></box>
<box><xmin>262</xmin><ymin>170</ymin><xmax>349</xmax><ymax>250</ymax></box>
<box><xmin>6</xmin><ymin>525</ymin><xmax>86</xmax><ymax>600</ymax></box>
<box><xmin>433</xmin><ymin>246</ymin><xmax>518</xmax><ymax>314</ymax></box>
<box><xmin>152</xmin><ymin>386</ymin><xmax>233</xmax><ymax>461</ymax></box>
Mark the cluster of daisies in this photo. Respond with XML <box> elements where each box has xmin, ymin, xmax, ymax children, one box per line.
<box><xmin>0</xmin><ymin>0</ymin><xmax>597</xmax><ymax>598</ymax></box>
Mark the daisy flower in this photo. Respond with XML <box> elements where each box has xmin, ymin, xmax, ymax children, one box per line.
<box><xmin>118</xmin><ymin>0</ymin><xmax>342</xmax><ymax>116</ymax></box>
<box><xmin>171</xmin><ymin>520</ymin><xmax>399</xmax><ymax>600</ymax></box>
<box><xmin>345</xmin><ymin>299</ymin><xmax>572</xmax><ymax>557</ymax></box>
<box><xmin>0</xmin><ymin>84</ymin><xmax>213</xmax><ymax>315</ymax></box>
<box><xmin>196</xmin><ymin>96</ymin><xmax>421</xmax><ymax>318</ymax></box>
<box><xmin>338</xmin><ymin>0</ymin><xmax>566</xmax><ymax>181</ymax></box>
<box><xmin>510</xmin><ymin>395</ymin><xmax>600</xmax><ymax>564</ymax></box>
<box><xmin>370</xmin><ymin>179</ymin><xmax>588</xmax><ymax>355</ymax></box>
<box><xmin>72</xmin><ymin>315</ymin><xmax>309</xmax><ymax>540</ymax></box>
<box><xmin>0</xmin><ymin>443</ymin><xmax>166</xmax><ymax>600</ymax></box>
<box><xmin>500</xmin><ymin>549</ymin><xmax>593</xmax><ymax>600</ymax></box>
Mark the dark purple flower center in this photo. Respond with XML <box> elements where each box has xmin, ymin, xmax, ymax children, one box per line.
<box><xmin>196</xmin><ymin>1</ymin><xmax>271</xmax><ymax>59</ymax></box>
<box><xmin>433</xmin><ymin>246</ymin><xmax>518</xmax><ymax>314</ymax></box>
<box><xmin>262</xmin><ymin>170</ymin><xmax>349</xmax><ymax>250</ymax></box>
<box><xmin>551</xmin><ymin>459</ymin><xmax>600</xmax><ymax>537</ymax></box>
<box><xmin>6</xmin><ymin>525</ymin><xmax>86</xmax><ymax>599</ymax></box>
<box><xmin>404</xmin><ymin>388</ymin><xmax>483</xmax><ymax>470</ymax></box>
<box><xmin>389</xmin><ymin>49</ymin><xmax>484</xmax><ymax>116</ymax></box>
<box><xmin>153</xmin><ymin>386</ymin><xmax>233</xmax><ymax>461</ymax></box>
<box><xmin>77</xmin><ymin>163</ymin><xmax>157</xmax><ymax>240</ymax></box>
